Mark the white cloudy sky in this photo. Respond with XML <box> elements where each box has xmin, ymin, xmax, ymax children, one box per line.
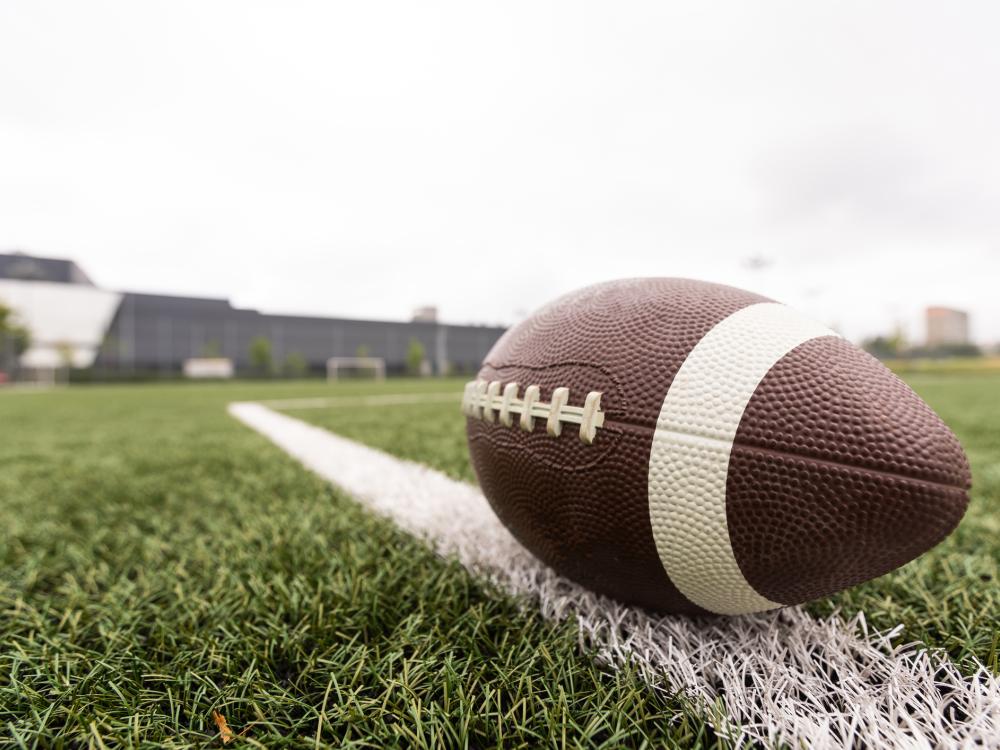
<box><xmin>1</xmin><ymin>1</ymin><xmax>998</xmax><ymax>343</ymax></box>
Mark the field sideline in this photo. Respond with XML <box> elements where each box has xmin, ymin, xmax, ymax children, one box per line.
<box><xmin>2</xmin><ymin>374</ymin><xmax>999</xmax><ymax>747</ymax></box>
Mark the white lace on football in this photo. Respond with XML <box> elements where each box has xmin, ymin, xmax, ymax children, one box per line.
<box><xmin>461</xmin><ymin>379</ymin><xmax>605</xmax><ymax>444</ymax></box>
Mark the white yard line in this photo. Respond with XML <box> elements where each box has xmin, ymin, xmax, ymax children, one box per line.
<box><xmin>229</xmin><ymin>401</ymin><xmax>1000</xmax><ymax>749</ymax></box>
<box><xmin>258</xmin><ymin>392</ymin><xmax>459</xmax><ymax>411</ymax></box>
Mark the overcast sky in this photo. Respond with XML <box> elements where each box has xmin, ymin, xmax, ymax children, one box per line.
<box><xmin>1</xmin><ymin>1</ymin><xmax>998</xmax><ymax>343</ymax></box>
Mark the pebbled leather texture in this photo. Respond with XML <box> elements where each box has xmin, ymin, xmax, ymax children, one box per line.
<box><xmin>465</xmin><ymin>278</ymin><xmax>971</xmax><ymax>614</ymax></box>
<box><xmin>727</xmin><ymin>336</ymin><xmax>971</xmax><ymax>604</ymax></box>
<box><xmin>646</xmin><ymin>302</ymin><xmax>837</xmax><ymax>614</ymax></box>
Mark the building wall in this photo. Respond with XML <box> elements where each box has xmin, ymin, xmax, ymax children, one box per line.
<box><xmin>3</xmin><ymin>253</ymin><xmax>507</xmax><ymax>376</ymax></box>
<box><xmin>94</xmin><ymin>291</ymin><xmax>505</xmax><ymax>374</ymax></box>
<box><xmin>926</xmin><ymin>307</ymin><xmax>970</xmax><ymax>347</ymax></box>
<box><xmin>0</xmin><ymin>279</ymin><xmax>121</xmax><ymax>368</ymax></box>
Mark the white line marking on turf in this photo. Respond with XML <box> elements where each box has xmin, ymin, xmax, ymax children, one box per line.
<box><xmin>229</xmin><ymin>401</ymin><xmax>1000</xmax><ymax>750</ymax></box>
<box><xmin>258</xmin><ymin>392</ymin><xmax>459</xmax><ymax>411</ymax></box>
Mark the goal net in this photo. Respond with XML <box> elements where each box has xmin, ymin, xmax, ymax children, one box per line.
<box><xmin>326</xmin><ymin>356</ymin><xmax>386</xmax><ymax>382</ymax></box>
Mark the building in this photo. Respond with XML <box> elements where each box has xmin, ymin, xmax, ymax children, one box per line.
<box><xmin>411</xmin><ymin>306</ymin><xmax>438</xmax><ymax>323</ymax></box>
<box><xmin>0</xmin><ymin>252</ymin><xmax>506</xmax><ymax>377</ymax></box>
<box><xmin>0</xmin><ymin>254</ymin><xmax>121</xmax><ymax>372</ymax></box>
<box><xmin>0</xmin><ymin>253</ymin><xmax>94</xmax><ymax>285</ymax></box>
<box><xmin>925</xmin><ymin>307</ymin><xmax>970</xmax><ymax>348</ymax></box>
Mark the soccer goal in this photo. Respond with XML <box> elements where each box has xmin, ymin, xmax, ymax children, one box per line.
<box><xmin>326</xmin><ymin>356</ymin><xmax>386</xmax><ymax>382</ymax></box>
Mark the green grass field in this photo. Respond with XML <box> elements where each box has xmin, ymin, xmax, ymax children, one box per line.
<box><xmin>1</xmin><ymin>380</ymin><xmax>719</xmax><ymax>748</ymax></box>
<box><xmin>2</xmin><ymin>374</ymin><xmax>998</xmax><ymax>747</ymax></box>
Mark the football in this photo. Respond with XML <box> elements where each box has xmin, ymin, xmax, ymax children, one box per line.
<box><xmin>462</xmin><ymin>278</ymin><xmax>971</xmax><ymax>615</ymax></box>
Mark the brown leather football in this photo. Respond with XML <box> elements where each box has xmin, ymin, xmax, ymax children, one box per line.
<box><xmin>462</xmin><ymin>278</ymin><xmax>971</xmax><ymax>615</ymax></box>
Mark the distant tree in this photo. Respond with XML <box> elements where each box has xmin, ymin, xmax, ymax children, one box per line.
<box><xmin>355</xmin><ymin>344</ymin><xmax>371</xmax><ymax>359</ymax></box>
<box><xmin>200</xmin><ymin>340</ymin><xmax>222</xmax><ymax>358</ymax></box>
<box><xmin>56</xmin><ymin>341</ymin><xmax>75</xmax><ymax>369</ymax></box>
<box><xmin>0</xmin><ymin>301</ymin><xmax>31</xmax><ymax>356</ymax></box>
<box><xmin>861</xmin><ymin>336</ymin><xmax>899</xmax><ymax>359</ymax></box>
<box><xmin>0</xmin><ymin>301</ymin><xmax>30</xmax><ymax>375</ymax></box>
<box><xmin>947</xmin><ymin>342</ymin><xmax>982</xmax><ymax>358</ymax></box>
<box><xmin>920</xmin><ymin>342</ymin><xmax>983</xmax><ymax>359</ymax></box>
<box><xmin>863</xmin><ymin>325</ymin><xmax>909</xmax><ymax>360</ymax></box>
<box><xmin>248</xmin><ymin>337</ymin><xmax>273</xmax><ymax>376</ymax></box>
<box><xmin>406</xmin><ymin>338</ymin><xmax>426</xmax><ymax>375</ymax></box>
<box><xmin>887</xmin><ymin>326</ymin><xmax>907</xmax><ymax>356</ymax></box>
<box><xmin>284</xmin><ymin>351</ymin><xmax>308</xmax><ymax>378</ymax></box>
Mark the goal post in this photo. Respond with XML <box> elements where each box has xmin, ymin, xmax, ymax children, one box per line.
<box><xmin>326</xmin><ymin>356</ymin><xmax>386</xmax><ymax>382</ymax></box>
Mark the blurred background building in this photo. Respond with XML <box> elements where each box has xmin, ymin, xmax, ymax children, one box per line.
<box><xmin>0</xmin><ymin>252</ymin><xmax>505</xmax><ymax>381</ymax></box>
<box><xmin>411</xmin><ymin>306</ymin><xmax>438</xmax><ymax>323</ymax></box>
<box><xmin>926</xmin><ymin>307</ymin><xmax>970</xmax><ymax>348</ymax></box>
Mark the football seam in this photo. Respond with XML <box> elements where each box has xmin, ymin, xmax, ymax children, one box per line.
<box><xmin>469</xmin><ymin>414</ymin><xmax>969</xmax><ymax>493</ymax></box>
<box><xmin>466</xmin><ymin>422</ymin><xmax>626</xmax><ymax>473</ymax></box>
<box><xmin>726</xmin><ymin>438</ymin><xmax>972</xmax><ymax>494</ymax></box>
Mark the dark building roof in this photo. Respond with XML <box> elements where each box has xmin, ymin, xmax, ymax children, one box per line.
<box><xmin>0</xmin><ymin>252</ymin><xmax>95</xmax><ymax>286</ymax></box>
